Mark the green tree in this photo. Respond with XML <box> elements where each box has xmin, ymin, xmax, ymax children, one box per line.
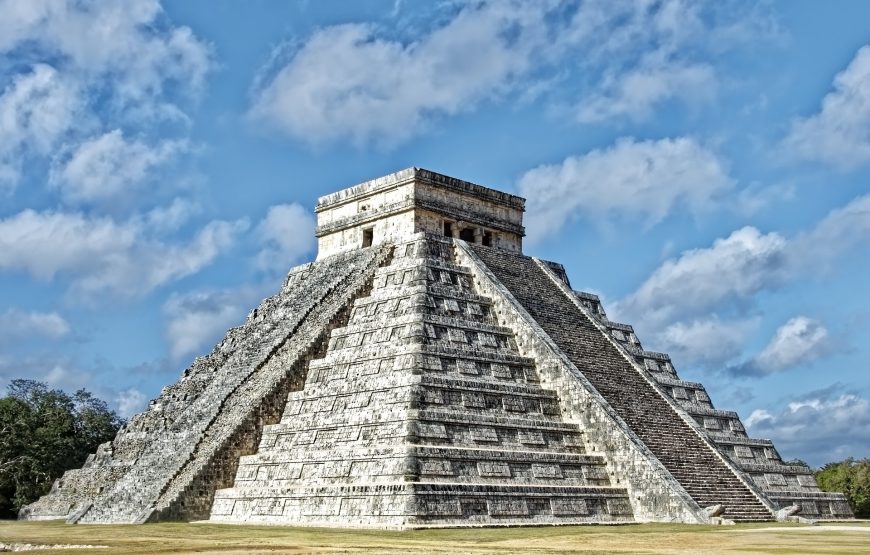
<box><xmin>815</xmin><ymin>458</ymin><xmax>870</xmax><ymax>518</ymax></box>
<box><xmin>0</xmin><ymin>380</ymin><xmax>123</xmax><ymax>518</ymax></box>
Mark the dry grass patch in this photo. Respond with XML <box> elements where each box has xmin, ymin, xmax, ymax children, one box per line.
<box><xmin>0</xmin><ymin>520</ymin><xmax>867</xmax><ymax>554</ymax></box>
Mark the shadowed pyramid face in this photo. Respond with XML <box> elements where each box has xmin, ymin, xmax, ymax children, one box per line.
<box><xmin>314</xmin><ymin>167</ymin><xmax>526</xmax><ymax>259</ymax></box>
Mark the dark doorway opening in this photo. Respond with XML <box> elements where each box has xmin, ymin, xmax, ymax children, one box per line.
<box><xmin>443</xmin><ymin>221</ymin><xmax>453</xmax><ymax>238</ymax></box>
<box><xmin>362</xmin><ymin>228</ymin><xmax>374</xmax><ymax>247</ymax></box>
<box><xmin>482</xmin><ymin>231</ymin><xmax>492</xmax><ymax>247</ymax></box>
<box><xmin>459</xmin><ymin>228</ymin><xmax>475</xmax><ymax>242</ymax></box>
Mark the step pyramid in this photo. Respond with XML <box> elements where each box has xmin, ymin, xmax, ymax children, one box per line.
<box><xmin>22</xmin><ymin>168</ymin><xmax>852</xmax><ymax>526</ymax></box>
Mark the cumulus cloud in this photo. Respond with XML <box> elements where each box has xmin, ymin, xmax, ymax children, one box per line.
<box><xmin>249</xmin><ymin>2</ymin><xmax>550</xmax><ymax>146</ymax></box>
<box><xmin>578</xmin><ymin>63</ymin><xmax>716</xmax><ymax>123</ymax></box>
<box><xmin>757</xmin><ymin>317</ymin><xmax>831</xmax><ymax>372</ymax></box>
<box><xmin>50</xmin><ymin>129</ymin><xmax>188</xmax><ymax>204</ymax></box>
<box><xmin>0</xmin><ymin>209</ymin><xmax>247</xmax><ymax>300</ymax></box>
<box><xmin>0</xmin><ymin>309</ymin><xmax>70</xmax><ymax>341</ymax></box>
<box><xmin>0</xmin><ymin>0</ymin><xmax>212</xmax><ymax>190</ymax></box>
<box><xmin>727</xmin><ymin>317</ymin><xmax>833</xmax><ymax>377</ymax></box>
<box><xmin>746</xmin><ymin>387</ymin><xmax>870</xmax><ymax>465</ymax></box>
<box><xmin>567</xmin><ymin>0</ymin><xmax>775</xmax><ymax>122</ymax></box>
<box><xmin>0</xmin><ymin>0</ymin><xmax>212</xmax><ymax>110</ymax></box>
<box><xmin>42</xmin><ymin>363</ymin><xmax>91</xmax><ymax>392</ymax></box>
<box><xmin>255</xmin><ymin>203</ymin><xmax>317</xmax><ymax>272</ymax></box>
<box><xmin>139</xmin><ymin>198</ymin><xmax>201</xmax><ymax>233</ymax></box>
<box><xmin>163</xmin><ymin>286</ymin><xmax>265</xmax><ymax>360</ymax></box>
<box><xmin>0</xmin><ymin>355</ymin><xmax>78</xmax><ymax>392</ymax></box>
<box><xmin>615</xmin><ymin>193</ymin><xmax>870</xmax><ymax>328</ymax></box>
<box><xmin>115</xmin><ymin>387</ymin><xmax>147</xmax><ymax>419</ymax></box>
<box><xmin>793</xmin><ymin>194</ymin><xmax>870</xmax><ymax>272</ymax></box>
<box><xmin>613</xmin><ymin>193</ymin><xmax>870</xmax><ymax>372</ymax></box>
<box><xmin>784</xmin><ymin>45</ymin><xmax>870</xmax><ymax>170</ymax></box>
<box><xmin>249</xmin><ymin>1</ymin><xmax>765</xmax><ymax>146</ymax></box>
<box><xmin>519</xmin><ymin>137</ymin><xmax>732</xmax><ymax>242</ymax></box>
<box><xmin>613</xmin><ymin>226</ymin><xmax>787</xmax><ymax>325</ymax></box>
<box><xmin>656</xmin><ymin>316</ymin><xmax>759</xmax><ymax>368</ymax></box>
<box><xmin>0</xmin><ymin>64</ymin><xmax>83</xmax><ymax>188</ymax></box>
<box><xmin>734</xmin><ymin>182</ymin><xmax>796</xmax><ymax>216</ymax></box>
<box><xmin>162</xmin><ymin>202</ymin><xmax>318</xmax><ymax>360</ymax></box>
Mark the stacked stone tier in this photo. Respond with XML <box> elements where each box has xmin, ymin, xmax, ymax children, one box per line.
<box><xmin>213</xmin><ymin>482</ymin><xmax>632</xmax><ymax>528</ymax></box>
<box><xmin>22</xmin><ymin>246</ymin><xmax>391</xmax><ymax>523</ymax></box>
<box><xmin>210</xmin><ymin>236</ymin><xmax>632</xmax><ymax>527</ymax></box>
<box><xmin>547</xmin><ymin>270</ymin><xmax>853</xmax><ymax>519</ymax></box>
<box><xmin>471</xmin><ymin>246</ymin><xmax>775</xmax><ymax>522</ymax></box>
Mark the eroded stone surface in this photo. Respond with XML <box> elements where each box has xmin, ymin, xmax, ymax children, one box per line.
<box><xmin>210</xmin><ymin>236</ymin><xmax>635</xmax><ymax>527</ymax></box>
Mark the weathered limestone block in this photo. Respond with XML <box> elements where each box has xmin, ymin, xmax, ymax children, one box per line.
<box><xmin>210</xmin><ymin>235</ymin><xmax>634</xmax><ymax>527</ymax></box>
<box><xmin>22</xmin><ymin>246</ymin><xmax>390</xmax><ymax>523</ymax></box>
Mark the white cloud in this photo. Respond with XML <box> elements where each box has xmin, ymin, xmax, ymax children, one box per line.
<box><xmin>519</xmin><ymin>137</ymin><xmax>732</xmax><ymax>242</ymax></box>
<box><xmin>0</xmin><ymin>0</ymin><xmax>211</xmax><ymax>190</ymax></box>
<box><xmin>43</xmin><ymin>363</ymin><xmax>91</xmax><ymax>392</ymax></box>
<box><xmin>249</xmin><ymin>1</ymin><xmax>765</xmax><ymax>146</ymax></box>
<box><xmin>163</xmin><ymin>287</ymin><xmax>264</xmax><ymax>360</ymax></box>
<box><xmin>255</xmin><ymin>203</ymin><xmax>317</xmax><ymax>272</ymax></box>
<box><xmin>793</xmin><ymin>194</ymin><xmax>870</xmax><ymax>272</ymax></box>
<box><xmin>0</xmin><ymin>209</ymin><xmax>247</xmax><ymax>300</ymax></box>
<box><xmin>746</xmin><ymin>389</ymin><xmax>870</xmax><ymax>465</ymax></box>
<box><xmin>0</xmin><ymin>308</ymin><xmax>70</xmax><ymax>340</ymax></box>
<box><xmin>115</xmin><ymin>387</ymin><xmax>147</xmax><ymax>419</ymax></box>
<box><xmin>161</xmin><ymin>203</ymin><xmax>316</xmax><ymax>357</ymax></box>
<box><xmin>249</xmin><ymin>2</ymin><xmax>548</xmax><ymax>146</ymax></box>
<box><xmin>140</xmin><ymin>198</ymin><xmax>201</xmax><ymax>233</ymax></box>
<box><xmin>50</xmin><ymin>129</ymin><xmax>187</xmax><ymax>204</ymax></box>
<box><xmin>0</xmin><ymin>64</ymin><xmax>83</xmax><ymax>188</ymax></box>
<box><xmin>784</xmin><ymin>45</ymin><xmax>870</xmax><ymax>170</ymax></box>
<box><xmin>614</xmin><ymin>193</ymin><xmax>870</xmax><ymax>373</ymax></box>
<box><xmin>614</xmin><ymin>226</ymin><xmax>788</xmax><ymax>325</ymax></box>
<box><xmin>734</xmin><ymin>181</ymin><xmax>796</xmax><ymax>216</ymax></box>
<box><xmin>753</xmin><ymin>317</ymin><xmax>831</xmax><ymax>373</ymax></box>
<box><xmin>0</xmin><ymin>0</ymin><xmax>211</xmax><ymax>110</ymax></box>
<box><xmin>578</xmin><ymin>63</ymin><xmax>716</xmax><ymax>123</ymax></box>
<box><xmin>565</xmin><ymin>1</ymin><xmax>774</xmax><ymax>122</ymax></box>
<box><xmin>0</xmin><ymin>356</ymin><xmax>86</xmax><ymax>393</ymax></box>
<box><xmin>657</xmin><ymin>316</ymin><xmax>759</xmax><ymax>368</ymax></box>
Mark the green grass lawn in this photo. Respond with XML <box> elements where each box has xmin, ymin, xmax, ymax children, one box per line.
<box><xmin>1</xmin><ymin>520</ymin><xmax>868</xmax><ymax>554</ymax></box>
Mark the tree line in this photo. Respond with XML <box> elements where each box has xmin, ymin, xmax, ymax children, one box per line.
<box><xmin>815</xmin><ymin>458</ymin><xmax>870</xmax><ymax>518</ymax></box>
<box><xmin>0</xmin><ymin>380</ymin><xmax>123</xmax><ymax>518</ymax></box>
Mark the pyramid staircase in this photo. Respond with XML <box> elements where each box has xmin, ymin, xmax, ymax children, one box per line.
<box><xmin>21</xmin><ymin>246</ymin><xmax>392</xmax><ymax>523</ymax></box>
<box><xmin>210</xmin><ymin>235</ymin><xmax>634</xmax><ymax>527</ymax></box>
<box><xmin>468</xmin><ymin>245</ymin><xmax>775</xmax><ymax>522</ymax></box>
<box><xmin>564</xmin><ymin>288</ymin><xmax>853</xmax><ymax>519</ymax></box>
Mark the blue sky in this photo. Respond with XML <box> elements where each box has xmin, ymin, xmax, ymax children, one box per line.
<box><xmin>1</xmin><ymin>0</ymin><xmax>868</xmax><ymax>466</ymax></box>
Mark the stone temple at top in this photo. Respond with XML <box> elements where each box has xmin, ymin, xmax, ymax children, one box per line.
<box><xmin>23</xmin><ymin>168</ymin><xmax>852</xmax><ymax>526</ymax></box>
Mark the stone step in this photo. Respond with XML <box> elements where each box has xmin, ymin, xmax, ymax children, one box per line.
<box><xmin>472</xmin><ymin>246</ymin><xmax>774</xmax><ymax>521</ymax></box>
